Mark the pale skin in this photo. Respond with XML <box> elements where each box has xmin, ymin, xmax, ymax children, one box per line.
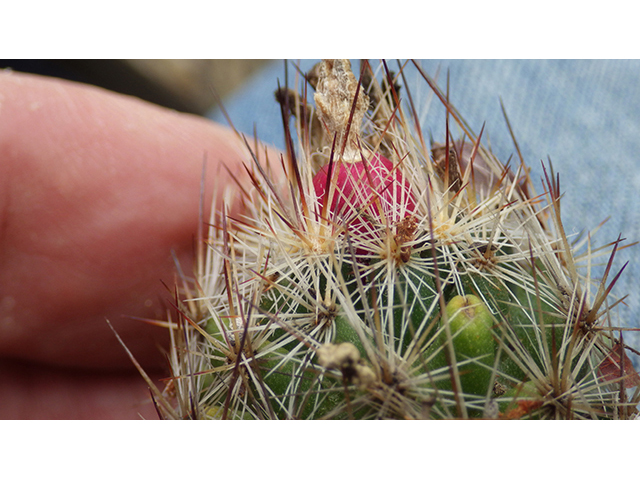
<box><xmin>0</xmin><ymin>71</ymin><xmax>258</xmax><ymax>419</ymax></box>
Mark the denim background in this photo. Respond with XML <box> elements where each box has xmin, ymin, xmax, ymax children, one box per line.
<box><xmin>209</xmin><ymin>59</ymin><xmax>640</xmax><ymax>359</ymax></box>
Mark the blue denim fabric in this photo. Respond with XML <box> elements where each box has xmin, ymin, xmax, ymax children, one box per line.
<box><xmin>208</xmin><ymin>59</ymin><xmax>640</xmax><ymax>356</ymax></box>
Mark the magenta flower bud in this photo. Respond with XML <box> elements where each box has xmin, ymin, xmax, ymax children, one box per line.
<box><xmin>313</xmin><ymin>154</ymin><xmax>417</xmax><ymax>249</ymax></box>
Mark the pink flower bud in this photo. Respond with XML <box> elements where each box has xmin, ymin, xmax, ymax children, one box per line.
<box><xmin>313</xmin><ymin>153</ymin><xmax>416</xmax><ymax>249</ymax></box>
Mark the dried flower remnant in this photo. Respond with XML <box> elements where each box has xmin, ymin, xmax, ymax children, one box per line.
<box><xmin>317</xmin><ymin>342</ymin><xmax>376</xmax><ymax>389</ymax></box>
<box><xmin>314</xmin><ymin>59</ymin><xmax>370</xmax><ymax>163</ymax></box>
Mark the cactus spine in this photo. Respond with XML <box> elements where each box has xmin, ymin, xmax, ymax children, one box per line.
<box><xmin>146</xmin><ymin>60</ymin><xmax>640</xmax><ymax>420</ymax></box>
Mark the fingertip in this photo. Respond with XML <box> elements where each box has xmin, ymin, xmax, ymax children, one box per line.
<box><xmin>0</xmin><ymin>71</ymin><xmax>260</xmax><ymax>368</ymax></box>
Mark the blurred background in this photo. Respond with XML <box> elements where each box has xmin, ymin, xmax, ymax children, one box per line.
<box><xmin>0</xmin><ymin>59</ymin><xmax>274</xmax><ymax>115</ymax></box>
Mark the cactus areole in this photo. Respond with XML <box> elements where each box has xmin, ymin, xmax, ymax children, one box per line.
<box><xmin>312</xmin><ymin>153</ymin><xmax>417</xmax><ymax>242</ymax></box>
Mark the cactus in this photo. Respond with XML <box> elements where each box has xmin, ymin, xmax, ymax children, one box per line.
<box><xmin>136</xmin><ymin>60</ymin><xmax>640</xmax><ymax>419</ymax></box>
